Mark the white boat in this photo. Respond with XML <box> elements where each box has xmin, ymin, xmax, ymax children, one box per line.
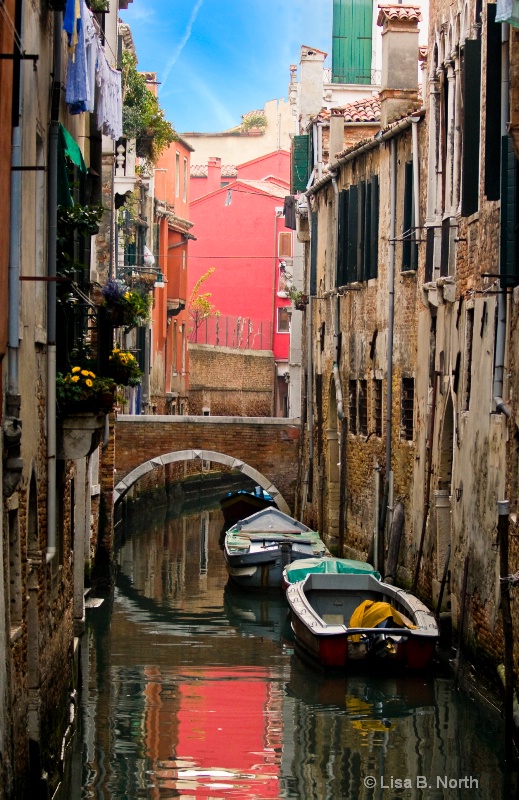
<box><xmin>286</xmin><ymin>572</ymin><xmax>438</xmax><ymax>670</ymax></box>
<box><xmin>224</xmin><ymin>507</ymin><xmax>328</xmax><ymax>590</ymax></box>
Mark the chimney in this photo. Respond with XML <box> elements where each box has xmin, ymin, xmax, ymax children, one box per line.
<box><xmin>299</xmin><ymin>45</ymin><xmax>328</xmax><ymax>130</ymax></box>
<box><xmin>207</xmin><ymin>156</ymin><xmax>222</xmax><ymax>193</ymax></box>
<box><xmin>329</xmin><ymin>109</ymin><xmax>346</xmax><ymax>164</ymax></box>
<box><xmin>377</xmin><ymin>6</ymin><xmax>421</xmax><ymax>127</ymax></box>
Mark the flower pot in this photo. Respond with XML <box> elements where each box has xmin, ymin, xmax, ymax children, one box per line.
<box><xmin>57</xmin><ymin>412</ymin><xmax>106</xmax><ymax>460</ymax></box>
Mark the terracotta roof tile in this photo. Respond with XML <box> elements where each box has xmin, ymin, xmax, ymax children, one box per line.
<box><xmin>311</xmin><ymin>95</ymin><xmax>381</xmax><ymax>124</ymax></box>
<box><xmin>190</xmin><ymin>165</ymin><xmax>238</xmax><ymax>178</ymax></box>
<box><xmin>377</xmin><ymin>5</ymin><xmax>422</xmax><ymax>25</ymax></box>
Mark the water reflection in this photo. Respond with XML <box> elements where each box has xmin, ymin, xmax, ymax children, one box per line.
<box><xmin>70</xmin><ymin>496</ymin><xmax>517</xmax><ymax>799</ymax></box>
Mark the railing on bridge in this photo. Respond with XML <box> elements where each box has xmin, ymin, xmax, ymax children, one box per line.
<box><xmin>189</xmin><ymin>314</ymin><xmax>273</xmax><ymax>351</ymax></box>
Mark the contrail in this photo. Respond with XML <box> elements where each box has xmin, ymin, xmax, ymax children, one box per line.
<box><xmin>161</xmin><ymin>0</ymin><xmax>204</xmax><ymax>87</ymax></box>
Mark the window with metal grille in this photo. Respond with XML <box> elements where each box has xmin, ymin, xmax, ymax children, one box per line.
<box><xmin>349</xmin><ymin>380</ymin><xmax>358</xmax><ymax>435</ymax></box>
<box><xmin>373</xmin><ymin>379</ymin><xmax>383</xmax><ymax>437</ymax></box>
<box><xmin>358</xmin><ymin>380</ymin><xmax>368</xmax><ymax>435</ymax></box>
<box><xmin>401</xmin><ymin>378</ymin><xmax>415</xmax><ymax>441</ymax></box>
<box><xmin>463</xmin><ymin>307</ymin><xmax>474</xmax><ymax>411</ymax></box>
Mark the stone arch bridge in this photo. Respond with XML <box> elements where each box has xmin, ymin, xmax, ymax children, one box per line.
<box><xmin>113</xmin><ymin>415</ymin><xmax>301</xmax><ymax>514</ymax></box>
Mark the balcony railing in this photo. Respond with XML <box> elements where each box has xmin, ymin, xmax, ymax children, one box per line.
<box><xmin>189</xmin><ymin>314</ymin><xmax>273</xmax><ymax>351</ymax></box>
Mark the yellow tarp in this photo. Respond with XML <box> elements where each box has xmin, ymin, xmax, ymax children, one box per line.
<box><xmin>349</xmin><ymin>600</ymin><xmax>417</xmax><ymax>642</ymax></box>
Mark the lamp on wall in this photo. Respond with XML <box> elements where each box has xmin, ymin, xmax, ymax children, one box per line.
<box><xmin>154</xmin><ymin>270</ymin><xmax>165</xmax><ymax>288</ymax></box>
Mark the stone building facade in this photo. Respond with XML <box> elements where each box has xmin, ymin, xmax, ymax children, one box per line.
<box><xmin>293</xmin><ymin>0</ymin><xmax>519</xmax><ymax>686</ymax></box>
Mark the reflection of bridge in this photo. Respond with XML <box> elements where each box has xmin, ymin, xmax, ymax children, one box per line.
<box><xmin>114</xmin><ymin>415</ymin><xmax>301</xmax><ymax>513</ymax></box>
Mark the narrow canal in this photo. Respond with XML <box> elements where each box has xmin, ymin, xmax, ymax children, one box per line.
<box><xmin>67</xmin><ymin>488</ymin><xmax>517</xmax><ymax>799</ymax></box>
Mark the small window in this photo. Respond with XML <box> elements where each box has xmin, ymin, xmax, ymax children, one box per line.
<box><xmin>278</xmin><ymin>232</ymin><xmax>292</xmax><ymax>258</ymax></box>
<box><xmin>373</xmin><ymin>379</ymin><xmax>383</xmax><ymax>437</ymax></box>
<box><xmin>401</xmin><ymin>378</ymin><xmax>415</xmax><ymax>441</ymax></box>
<box><xmin>277</xmin><ymin>306</ymin><xmax>290</xmax><ymax>333</ymax></box>
<box><xmin>463</xmin><ymin>307</ymin><xmax>474</xmax><ymax>411</ymax></box>
<box><xmin>183</xmin><ymin>157</ymin><xmax>188</xmax><ymax>202</ymax></box>
<box><xmin>358</xmin><ymin>380</ymin><xmax>368</xmax><ymax>436</ymax></box>
<box><xmin>175</xmin><ymin>152</ymin><xmax>180</xmax><ymax>197</ymax></box>
<box><xmin>349</xmin><ymin>380</ymin><xmax>358</xmax><ymax>435</ymax></box>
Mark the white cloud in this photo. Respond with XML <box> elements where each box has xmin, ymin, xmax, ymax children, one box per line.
<box><xmin>161</xmin><ymin>0</ymin><xmax>204</xmax><ymax>88</ymax></box>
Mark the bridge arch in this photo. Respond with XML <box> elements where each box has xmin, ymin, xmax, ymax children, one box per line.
<box><xmin>114</xmin><ymin>448</ymin><xmax>291</xmax><ymax>514</ymax></box>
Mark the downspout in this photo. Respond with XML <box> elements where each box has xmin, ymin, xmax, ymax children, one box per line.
<box><xmin>378</xmin><ymin>138</ymin><xmax>397</xmax><ymax>572</ymax></box>
<box><xmin>46</xmin><ymin>10</ymin><xmax>62</xmax><ymax>562</ymax></box>
<box><xmin>4</xmin><ymin>0</ymin><xmax>25</xmax><ymax>498</ymax></box>
<box><xmin>494</xmin><ymin>24</ymin><xmax>511</xmax><ymax>418</ymax></box>
<box><xmin>331</xmin><ymin>174</ymin><xmax>344</xmax><ymax>421</ymax></box>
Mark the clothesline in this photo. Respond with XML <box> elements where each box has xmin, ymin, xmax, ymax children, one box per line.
<box><xmin>64</xmin><ymin>0</ymin><xmax>122</xmax><ymax>140</ymax></box>
<box><xmin>89</xmin><ymin>12</ymin><xmax>118</xmax><ymax>69</ymax></box>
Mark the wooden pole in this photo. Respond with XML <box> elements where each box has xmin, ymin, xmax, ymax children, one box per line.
<box><xmin>498</xmin><ymin>500</ymin><xmax>515</xmax><ymax>762</ymax></box>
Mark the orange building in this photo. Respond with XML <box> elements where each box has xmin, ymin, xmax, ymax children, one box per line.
<box><xmin>150</xmin><ymin>135</ymin><xmax>195</xmax><ymax>413</ymax></box>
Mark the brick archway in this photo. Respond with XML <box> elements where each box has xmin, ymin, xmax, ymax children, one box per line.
<box><xmin>114</xmin><ymin>447</ymin><xmax>291</xmax><ymax>514</ymax></box>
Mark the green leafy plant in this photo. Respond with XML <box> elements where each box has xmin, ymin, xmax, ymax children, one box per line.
<box><xmin>188</xmin><ymin>267</ymin><xmax>220</xmax><ymax>335</ymax></box>
<box><xmin>57</xmin><ymin>367</ymin><xmax>116</xmax><ymax>412</ymax></box>
<box><xmin>121</xmin><ymin>51</ymin><xmax>177</xmax><ymax>165</ymax></box>
<box><xmin>108</xmin><ymin>348</ymin><xmax>142</xmax><ymax>386</ymax></box>
<box><xmin>287</xmin><ymin>285</ymin><xmax>308</xmax><ymax>309</ymax></box>
<box><xmin>241</xmin><ymin>111</ymin><xmax>267</xmax><ymax>132</ymax></box>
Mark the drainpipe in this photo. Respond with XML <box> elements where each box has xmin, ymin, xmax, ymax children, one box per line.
<box><xmin>494</xmin><ymin>24</ymin><xmax>511</xmax><ymax>418</ymax></box>
<box><xmin>4</xmin><ymin>0</ymin><xmax>24</xmax><ymax>497</ymax></box>
<box><xmin>46</xmin><ymin>10</ymin><xmax>62</xmax><ymax>563</ymax></box>
<box><xmin>331</xmin><ymin>174</ymin><xmax>344</xmax><ymax>421</ymax></box>
<box><xmin>378</xmin><ymin>138</ymin><xmax>397</xmax><ymax>571</ymax></box>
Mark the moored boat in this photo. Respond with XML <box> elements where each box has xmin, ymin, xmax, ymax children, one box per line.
<box><xmin>220</xmin><ymin>486</ymin><xmax>276</xmax><ymax>526</ymax></box>
<box><xmin>282</xmin><ymin>556</ymin><xmax>380</xmax><ymax>590</ymax></box>
<box><xmin>286</xmin><ymin>572</ymin><xmax>438</xmax><ymax>670</ymax></box>
<box><xmin>224</xmin><ymin>507</ymin><xmax>328</xmax><ymax>590</ymax></box>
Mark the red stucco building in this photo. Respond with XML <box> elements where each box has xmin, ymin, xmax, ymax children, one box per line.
<box><xmin>188</xmin><ymin>150</ymin><xmax>294</xmax><ymax>415</ymax></box>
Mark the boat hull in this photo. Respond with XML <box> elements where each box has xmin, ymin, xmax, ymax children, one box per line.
<box><xmin>224</xmin><ymin>507</ymin><xmax>328</xmax><ymax>590</ymax></box>
<box><xmin>220</xmin><ymin>491</ymin><xmax>276</xmax><ymax>526</ymax></box>
<box><xmin>287</xmin><ymin>573</ymin><xmax>438</xmax><ymax>671</ymax></box>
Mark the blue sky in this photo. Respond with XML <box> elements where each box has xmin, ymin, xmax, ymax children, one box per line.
<box><xmin>120</xmin><ymin>0</ymin><xmax>333</xmax><ymax>134</ymax></box>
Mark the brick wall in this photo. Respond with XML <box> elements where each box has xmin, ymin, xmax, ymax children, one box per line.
<box><xmin>114</xmin><ymin>417</ymin><xmax>300</xmax><ymax>513</ymax></box>
<box><xmin>188</xmin><ymin>344</ymin><xmax>275</xmax><ymax>416</ymax></box>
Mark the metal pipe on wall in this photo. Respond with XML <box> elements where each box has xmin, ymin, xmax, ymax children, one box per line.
<box><xmin>46</xmin><ymin>10</ymin><xmax>62</xmax><ymax>562</ymax></box>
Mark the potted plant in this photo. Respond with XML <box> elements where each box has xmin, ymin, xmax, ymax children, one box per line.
<box><xmin>288</xmin><ymin>285</ymin><xmax>309</xmax><ymax>311</ymax></box>
<box><xmin>56</xmin><ymin>368</ymin><xmax>116</xmax><ymax>459</ymax></box>
<box><xmin>107</xmin><ymin>348</ymin><xmax>142</xmax><ymax>387</ymax></box>
<box><xmin>57</xmin><ymin>367</ymin><xmax>117</xmax><ymax>415</ymax></box>
<box><xmin>99</xmin><ymin>280</ymin><xmax>152</xmax><ymax>328</ymax></box>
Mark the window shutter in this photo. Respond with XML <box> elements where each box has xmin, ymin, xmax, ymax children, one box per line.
<box><xmin>310</xmin><ymin>211</ymin><xmax>318</xmax><ymax>296</ymax></box>
<box><xmin>346</xmin><ymin>184</ymin><xmax>359</xmax><ymax>282</ymax></box>
<box><xmin>402</xmin><ymin>161</ymin><xmax>414</xmax><ymax>271</ymax></box>
<box><xmin>370</xmin><ymin>175</ymin><xmax>379</xmax><ymax>279</ymax></box>
<box><xmin>291</xmin><ymin>135</ymin><xmax>310</xmax><ymax>193</ymax></box>
<box><xmin>364</xmin><ymin>180</ymin><xmax>372</xmax><ymax>280</ymax></box>
<box><xmin>425</xmin><ymin>226</ymin><xmax>435</xmax><ymax>283</ymax></box>
<box><xmin>500</xmin><ymin>135</ymin><xmax>518</xmax><ymax>287</ymax></box>
<box><xmin>337</xmin><ymin>189</ymin><xmax>349</xmax><ymax>287</ymax></box>
<box><xmin>461</xmin><ymin>39</ymin><xmax>482</xmax><ymax>217</ymax></box>
<box><xmin>485</xmin><ymin>4</ymin><xmax>502</xmax><ymax>200</ymax></box>
<box><xmin>440</xmin><ymin>217</ymin><xmax>451</xmax><ymax>277</ymax></box>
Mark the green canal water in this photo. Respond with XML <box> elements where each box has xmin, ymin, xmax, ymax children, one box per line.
<box><xmin>65</xmin><ymin>493</ymin><xmax>518</xmax><ymax>799</ymax></box>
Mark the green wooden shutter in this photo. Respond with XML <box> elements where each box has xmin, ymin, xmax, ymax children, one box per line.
<box><xmin>364</xmin><ymin>179</ymin><xmax>372</xmax><ymax>280</ymax></box>
<box><xmin>310</xmin><ymin>211</ymin><xmax>318</xmax><ymax>296</ymax></box>
<box><xmin>370</xmin><ymin>175</ymin><xmax>379</xmax><ymax>279</ymax></box>
<box><xmin>291</xmin><ymin>135</ymin><xmax>310</xmax><ymax>193</ymax></box>
<box><xmin>402</xmin><ymin>162</ymin><xmax>417</xmax><ymax>271</ymax></box>
<box><xmin>485</xmin><ymin>4</ymin><xmax>502</xmax><ymax>201</ymax></box>
<box><xmin>337</xmin><ymin>189</ymin><xmax>349</xmax><ymax>287</ymax></box>
<box><xmin>500</xmin><ymin>135</ymin><xmax>518</xmax><ymax>288</ymax></box>
<box><xmin>461</xmin><ymin>39</ymin><xmax>482</xmax><ymax>217</ymax></box>
<box><xmin>346</xmin><ymin>184</ymin><xmax>359</xmax><ymax>282</ymax></box>
<box><xmin>332</xmin><ymin>0</ymin><xmax>373</xmax><ymax>84</ymax></box>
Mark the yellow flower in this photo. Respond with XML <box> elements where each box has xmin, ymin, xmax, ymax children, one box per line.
<box><xmin>120</xmin><ymin>356</ymin><xmax>127</xmax><ymax>365</ymax></box>
<box><xmin>85</xmin><ymin>379</ymin><xmax>93</xmax><ymax>388</ymax></box>
<box><xmin>71</xmin><ymin>375</ymin><xmax>80</xmax><ymax>383</ymax></box>
<box><xmin>81</xmin><ymin>370</ymin><xmax>89</xmax><ymax>377</ymax></box>
<box><xmin>113</xmin><ymin>348</ymin><xmax>120</xmax><ymax>353</ymax></box>
<box><xmin>72</xmin><ymin>366</ymin><xmax>81</xmax><ymax>374</ymax></box>
<box><xmin>88</xmin><ymin>371</ymin><xmax>96</xmax><ymax>378</ymax></box>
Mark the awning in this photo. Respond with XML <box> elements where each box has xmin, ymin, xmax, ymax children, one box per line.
<box><xmin>57</xmin><ymin>123</ymin><xmax>87</xmax><ymax>206</ymax></box>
